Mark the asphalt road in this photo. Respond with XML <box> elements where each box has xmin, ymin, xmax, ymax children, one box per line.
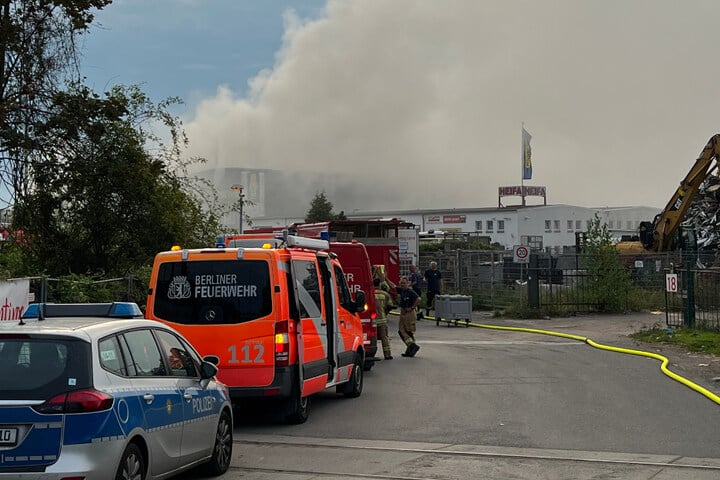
<box><xmin>178</xmin><ymin>312</ymin><xmax>720</xmax><ymax>480</ymax></box>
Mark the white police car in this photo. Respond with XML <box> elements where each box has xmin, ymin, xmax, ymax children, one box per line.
<box><xmin>0</xmin><ymin>302</ymin><xmax>233</xmax><ymax>479</ymax></box>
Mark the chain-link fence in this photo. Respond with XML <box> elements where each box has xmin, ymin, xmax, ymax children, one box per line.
<box><xmin>13</xmin><ymin>249</ymin><xmax>720</xmax><ymax>328</ymax></box>
<box><xmin>418</xmin><ymin>249</ymin><xmax>691</xmax><ymax>314</ymax></box>
<box><xmin>17</xmin><ymin>275</ymin><xmax>148</xmax><ymax>309</ymax></box>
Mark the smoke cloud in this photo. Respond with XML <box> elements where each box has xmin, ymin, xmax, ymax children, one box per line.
<box><xmin>183</xmin><ymin>0</ymin><xmax>720</xmax><ymax>214</ymax></box>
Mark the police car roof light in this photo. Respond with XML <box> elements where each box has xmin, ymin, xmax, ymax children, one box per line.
<box><xmin>286</xmin><ymin>235</ymin><xmax>330</xmax><ymax>250</ymax></box>
<box><xmin>23</xmin><ymin>302</ymin><xmax>144</xmax><ymax>320</ymax></box>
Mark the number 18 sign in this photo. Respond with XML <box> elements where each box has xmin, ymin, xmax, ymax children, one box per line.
<box><xmin>665</xmin><ymin>273</ymin><xmax>679</xmax><ymax>293</ymax></box>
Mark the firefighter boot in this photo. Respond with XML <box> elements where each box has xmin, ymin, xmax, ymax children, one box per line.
<box><xmin>402</xmin><ymin>343</ymin><xmax>420</xmax><ymax>357</ymax></box>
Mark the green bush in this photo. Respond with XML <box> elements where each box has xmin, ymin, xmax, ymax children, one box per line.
<box><xmin>580</xmin><ymin>214</ymin><xmax>634</xmax><ymax>313</ymax></box>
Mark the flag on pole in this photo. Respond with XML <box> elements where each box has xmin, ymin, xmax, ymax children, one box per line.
<box><xmin>522</xmin><ymin>127</ymin><xmax>532</xmax><ymax>180</ymax></box>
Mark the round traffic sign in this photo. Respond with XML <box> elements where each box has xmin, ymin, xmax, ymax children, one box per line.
<box><xmin>513</xmin><ymin>245</ymin><xmax>530</xmax><ymax>263</ymax></box>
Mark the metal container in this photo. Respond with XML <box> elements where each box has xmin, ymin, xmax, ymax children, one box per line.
<box><xmin>434</xmin><ymin>294</ymin><xmax>472</xmax><ymax>327</ymax></box>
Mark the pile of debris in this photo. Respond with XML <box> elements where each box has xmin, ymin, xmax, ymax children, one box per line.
<box><xmin>685</xmin><ymin>174</ymin><xmax>720</xmax><ymax>249</ymax></box>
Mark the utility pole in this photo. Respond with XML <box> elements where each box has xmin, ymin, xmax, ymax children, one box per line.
<box><xmin>231</xmin><ymin>184</ymin><xmax>245</xmax><ymax>233</ymax></box>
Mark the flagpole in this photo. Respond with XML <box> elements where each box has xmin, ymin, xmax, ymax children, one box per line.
<box><xmin>521</xmin><ymin>122</ymin><xmax>525</xmax><ymax>206</ymax></box>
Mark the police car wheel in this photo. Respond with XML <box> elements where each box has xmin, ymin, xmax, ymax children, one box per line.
<box><xmin>203</xmin><ymin>409</ymin><xmax>233</xmax><ymax>475</ymax></box>
<box><xmin>284</xmin><ymin>383</ymin><xmax>310</xmax><ymax>424</ymax></box>
<box><xmin>343</xmin><ymin>354</ymin><xmax>363</xmax><ymax>398</ymax></box>
<box><xmin>115</xmin><ymin>442</ymin><xmax>145</xmax><ymax>480</ymax></box>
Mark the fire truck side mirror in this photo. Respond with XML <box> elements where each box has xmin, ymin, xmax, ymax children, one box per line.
<box><xmin>354</xmin><ymin>290</ymin><xmax>366</xmax><ymax>313</ymax></box>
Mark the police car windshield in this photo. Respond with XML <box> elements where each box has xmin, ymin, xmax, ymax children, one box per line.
<box><xmin>154</xmin><ymin>260</ymin><xmax>272</xmax><ymax>325</ymax></box>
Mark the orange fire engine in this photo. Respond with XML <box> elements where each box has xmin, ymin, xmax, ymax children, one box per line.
<box><xmin>146</xmin><ymin>235</ymin><xmax>366</xmax><ymax>424</ymax></box>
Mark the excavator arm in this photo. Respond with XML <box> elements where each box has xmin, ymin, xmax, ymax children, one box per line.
<box><xmin>640</xmin><ymin>134</ymin><xmax>720</xmax><ymax>251</ymax></box>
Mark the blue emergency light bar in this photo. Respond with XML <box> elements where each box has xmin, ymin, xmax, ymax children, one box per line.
<box><xmin>23</xmin><ymin>302</ymin><xmax>144</xmax><ymax>320</ymax></box>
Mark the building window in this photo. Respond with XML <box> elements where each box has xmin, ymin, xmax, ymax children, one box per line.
<box><xmin>567</xmin><ymin>220</ymin><xmax>573</xmax><ymax>231</ymax></box>
<box><xmin>608</xmin><ymin>220</ymin><xmax>614</xmax><ymax>229</ymax></box>
<box><xmin>475</xmin><ymin>221</ymin><xmax>482</xmax><ymax>232</ymax></box>
<box><xmin>521</xmin><ymin>235</ymin><xmax>543</xmax><ymax>250</ymax></box>
<box><xmin>545</xmin><ymin>220</ymin><xmax>551</xmax><ymax>232</ymax></box>
<box><xmin>553</xmin><ymin>220</ymin><xmax>560</xmax><ymax>232</ymax></box>
<box><xmin>486</xmin><ymin>220</ymin><xmax>494</xmax><ymax>232</ymax></box>
<box><xmin>626</xmin><ymin>220</ymin><xmax>632</xmax><ymax>230</ymax></box>
<box><xmin>576</xmin><ymin>220</ymin><xmax>582</xmax><ymax>230</ymax></box>
<box><xmin>497</xmin><ymin>220</ymin><xmax>505</xmax><ymax>233</ymax></box>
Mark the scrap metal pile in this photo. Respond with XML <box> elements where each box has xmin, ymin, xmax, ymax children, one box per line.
<box><xmin>685</xmin><ymin>174</ymin><xmax>720</xmax><ymax>250</ymax></box>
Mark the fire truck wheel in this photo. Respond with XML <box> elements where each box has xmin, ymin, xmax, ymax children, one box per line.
<box><xmin>342</xmin><ymin>353</ymin><xmax>364</xmax><ymax>398</ymax></box>
<box><xmin>284</xmin><ymin>383</ymin><xmax>310</xmax><ymax>424</ymax></box>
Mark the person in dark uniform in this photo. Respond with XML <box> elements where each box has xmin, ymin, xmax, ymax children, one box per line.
<box><xmin>396</xmin><ymin>276</ymin><xmax>421</xmax><ymax>357</ymax></box>
<box><xmin>424</xmin><ymin>261</ymin><xmax>442</xmax><ymax>318</ymax></box>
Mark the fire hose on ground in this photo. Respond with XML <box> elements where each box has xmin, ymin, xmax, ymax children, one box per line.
<box><xmin>426</xmin><ymin>315</ymin><xmax>720</xmax><ymax>406</ymax></box>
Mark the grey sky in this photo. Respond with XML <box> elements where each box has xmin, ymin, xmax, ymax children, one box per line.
<box><xmin>85</xmin><ymin>0</ymin><xmax>720</xmax><ymax>212</ymax></box>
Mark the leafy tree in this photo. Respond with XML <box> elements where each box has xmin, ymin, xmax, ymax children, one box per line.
<box><xmin>581</xmin><ymin>212</ymin><xmax>633</xmax><ymax>312</ymax></box>
<box><xmin>0</xmin><ymin>0</ymin><xmax>112</xmax><ymax>208</ymax></box>
<box><xmin>13</xmin><ymin>84</ymin><xmax>226</xmax><ymax>276</ymax></box>
<box><xmin>305</xmin><ymin>191</ymin><xmax>337</xmax><ymax>223</ymax></box>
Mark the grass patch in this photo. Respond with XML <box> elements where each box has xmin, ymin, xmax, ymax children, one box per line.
<box><xmin>630</xmin><ymin>328</ymin><xmax>720</xmax><ymax>356</ymax></box>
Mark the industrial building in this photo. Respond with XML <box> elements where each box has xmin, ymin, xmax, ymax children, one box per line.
<box><xmin>201</xmin><ymin>167</ymin><xmax>659</xmax><ymax>253</ymax></box>
<box><xmin>253</xmin><ymin>204</ymin><xmax>659</xmax><ymax>253</ymax></box>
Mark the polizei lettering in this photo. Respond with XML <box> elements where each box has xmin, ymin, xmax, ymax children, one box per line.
<box><xmin>193</xmin><ymin>274</ymin><xmax>258</xmax><ymax>299</ymax></box>
<box><xmin>192</xmin><ymin>396</ymin><xmax>216</xmax><ymax>415</ymax></box>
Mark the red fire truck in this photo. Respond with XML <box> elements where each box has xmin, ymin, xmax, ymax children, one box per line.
<box><xmin>290</xmin><ymin>218</ymin><xmax>417</xmax><ymax>286</ymax></box>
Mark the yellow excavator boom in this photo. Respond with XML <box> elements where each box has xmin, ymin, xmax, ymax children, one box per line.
<box><xmin>640</xmin><ymin>134</ymin><xmax>720</xmax><ymax>252</ymax></box>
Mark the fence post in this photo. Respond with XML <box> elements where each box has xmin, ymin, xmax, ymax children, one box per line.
<box><xmin>455</xmin><ymin>249</ymin><xmax>461</xmax><ymax>292</ymax></box>
<box><xmin>547</xmin><ymin>253</ymin><xmax>553</xmax><ymax>306</ymax></box>
<box><xmin>685</xmin><ymin>259</ymin><xmax>695</xmax><ymax>327</ymax></box>
<box><xmin>528</xmin><ymin>254</ymin><xmax>539</xmax><ymax>309</ymax></box>
<box><xmin>490</xmin><ymin>251</ymin><xmax>496</xmax><ymax>310</ymax></box>
<box><xmin>40</xmin><ymin>275</ymin><xmax>48</xmax><ymax>303</ymax></box>
<box><xmin>126</xmin><ymin>275</ymin><xmax>134</xmax><ymax>302</ymax></box>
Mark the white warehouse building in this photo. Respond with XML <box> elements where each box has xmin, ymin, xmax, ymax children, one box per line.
<box><xmin>344</xmin><ymin>204</ymin><xmax>660</xmax><ymax>252</ymax></box>
<box><xmin>252</xmin><ymin>204</ymin><xmax>659</xmax><ymax>252</ymax></box>
<box><xmin>202</xmin><ymin>166</ymin><xmax>660</xmax><ymax>252</ymax></box>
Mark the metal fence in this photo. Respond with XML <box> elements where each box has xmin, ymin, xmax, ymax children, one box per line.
<box><xmin>418</xmin><ymin>249</ymin><xmax>693</xmax><ymax>315</ymax></box>
<box><xmin>665</xmin><ymin>267</ymin><xmax>720</xmax><ymax>330</ymax></box>
<box><xmin>14</xmin><ymin>249</ymin><xmax>720</xmax><ymax>330</ymax></box>
<box><xmin>18</xmin><ymin>275</ymin><xmax>148</xmax><ymax>308</ymax></box>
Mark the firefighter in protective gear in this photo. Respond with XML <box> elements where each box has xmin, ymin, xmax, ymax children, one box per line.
<box><xmin>396</xmin><ymin>276</ymin><xmax>421</xmax><ymax>357</ymax></box>
<box><xmin>374</xmin><ymin>278</ymin><xmax>395</xmax><ymax>360</ymax></box>
<box><xmin>372</xmin><ymin>264</ymin><xmax>397</xmax><ymax>301</ymax></box>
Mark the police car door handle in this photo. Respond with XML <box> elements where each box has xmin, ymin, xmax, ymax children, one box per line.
<box><xmin>183</xmin><ymin>392</ymin><xmax>193</xmax><ymax>401</ymax></box>
<box><xmin>143</xmin><ymin>393</ymin><xmax>155</xmax><ymax>404</ymax></box>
